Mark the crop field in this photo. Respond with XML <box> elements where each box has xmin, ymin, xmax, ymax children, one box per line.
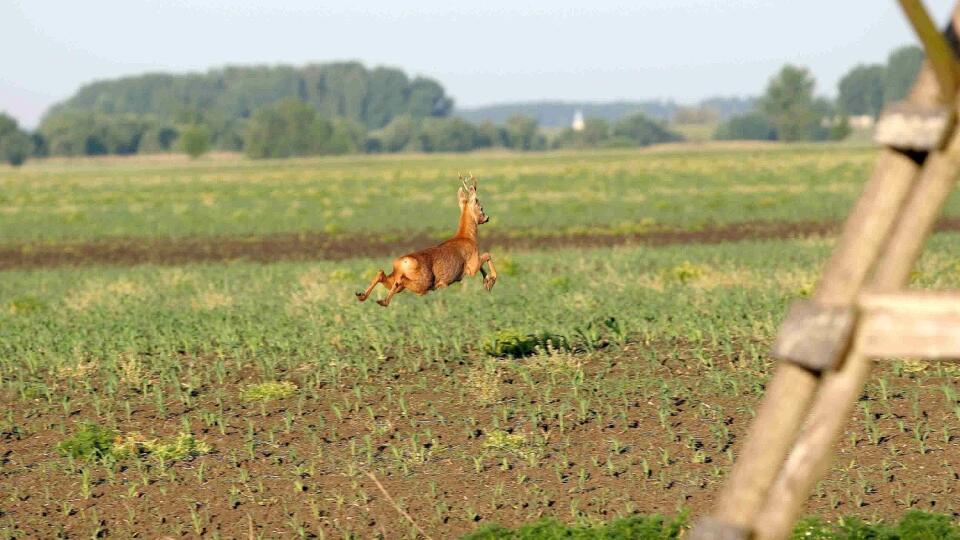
<box><xmin>3</xmin><ymin>144</ymin><xmax>960</xmax><ymax>538</ymax></box>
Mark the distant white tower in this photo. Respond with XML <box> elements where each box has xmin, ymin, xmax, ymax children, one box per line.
<box><xmin>571</xmin><ymin>109</ymin><xmax>585</xmax><ymax>132</ymax></box>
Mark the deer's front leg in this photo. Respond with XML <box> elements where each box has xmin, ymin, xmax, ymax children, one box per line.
<box><xmin>356</xmin><ymin>270</ymin><xmax>386</xmax><ymax>302</ymax></box>
<box><xmin>479</xmin><ymin>253</ymin><xmax>497</xmax><ymax>292</ymax></box>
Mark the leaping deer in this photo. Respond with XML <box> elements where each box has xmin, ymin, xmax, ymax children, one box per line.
<box><xmin>356</xmin><ymin>173</ymin><xmax>497</xmax><ymax>307</ymax></box>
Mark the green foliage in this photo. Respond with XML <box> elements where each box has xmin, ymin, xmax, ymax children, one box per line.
<box><xmin>241</xmin><ymin>381</ymin><xmax>298</xmax><ymax>401</ymax></box>
<box><xmin>713</xmin><ymin>112</ymin><xmax>777</xmax><ymax>141</ymax></box>
<box><xmin>113</xmin><ymin>432</ymin><xmax>211</xmax><ymax>461</ymax></box>
<box><xmin>57</xmin><ymin>422</ymin><xmax>118</xmax><ymax>461</ymax></box>
<box><xmin>43</xmin><ymin>62</ymin><xmax>450</xmax><ymax>145</ymax></box>
<box><xmin>553</xmin><ymin>118</ymin><xmax>611</xmax><ymax>149</ymax></box>
<box><xmin>416</xmin><ymin>117</ymin><xmax>490</xmax><ymax>152</ymax></box>
<box><xmin>760</xmin><ymin>65</ymin><xmax>821</xmax><ymax>142</ymax></box>
<box><xmin>837</xmin><ymin>64</ymin><xmax>885</xmax><ymax>117</ymax></box>
<box><xmin>179</xmin><ymin>124</ymin><xmax>211</xmax><ymax>158</ymax></box>
<box><xmin>483</xmin><ymin>329</ymin><xmax>570</xmax><ymax>358</ymax></box>
<box><xmin>885</xmin><ymin>45</ymin><xmax>924</xmax><ymax>105</ymax></box>
<box><xmin>38</xmin><ymin>111</ymin><xmax>173</xmax><ymax>156</ymax></box>
<box><xmin>466</xmin><ymin>511</ymin><xmax>960</xmax><ymax>540</ymax></box>
<box><xmin>0</xmin><ymin>113</ymin><xmax>33</xmax><ymax>166</ymax></box>
<box><xmin>612</xmin><ymin>113</ymin><xmax>683</xmax><ymax>147</ymax></box>
<box><xmin>8</xmin><ymin>296</ymin><xmax>47</xmax><ymax>315</ymax></box>
<box><xmin>57</xmin><ymin>420</ymin><xmax>210</xmax><ymax>464</ymax></box>
<box><xmin>504</xmin><ymin>115</ymin><xmax>547</xmax><ymax>151</ymax></box>
<box><xmin>137</xmin><ymin>125</ymin><xmax>179</xmax><ymax>154</ymax></box>
<box><xmin>790</xmin><ymin>511</ymin><xmax>960</xmax><ymax>540</ymax></box>
<box><xmin>244</xmin><ymin>99</ymin><xmax>334</xmax><ymax>159</ymax></box>
<box><xmin>462</xmin><ymin>513</ymin><xmax>686</xmax><ymax>539</ymax></box>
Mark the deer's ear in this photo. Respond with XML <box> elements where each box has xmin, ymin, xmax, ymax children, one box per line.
<box><xmin>458</xmin><ymin>187</ymin><xmax>469</xmax><ymax>207</ymax></box>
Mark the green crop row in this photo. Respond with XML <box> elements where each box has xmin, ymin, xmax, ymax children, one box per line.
<box><xmin>0</xmin><ymin>145</ymin><xmax>929</xmax><ymax>243</ymax></box>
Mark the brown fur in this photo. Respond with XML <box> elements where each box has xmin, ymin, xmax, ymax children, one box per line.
<box><xmin>355</xmin><ymin>174</ymin><xmax>497</xmax><ymax>307</ymax></box>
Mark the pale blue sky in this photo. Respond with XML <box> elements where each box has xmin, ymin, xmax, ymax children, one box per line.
<box><xmin>1</xmin><ymin>1</ymin><xmax>955</xmax><ymax>128</ymax></box>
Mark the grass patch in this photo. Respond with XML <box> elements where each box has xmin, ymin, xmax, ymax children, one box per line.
<box><xmin>483</xmin><ymin>329</ymin><xmax>570</xmax><ymax>358</ymax></box>
<box><xmin>113</xmin><ymin>432</ymin><xmax>211</xmax><ymax>462</ymax></box>
<box><xmin>463</xmin><ymin>513</ymin><xmax>685</xmax><ymax>539</ymax></box>
<box><xmin>464</xmin><ymin>511</ymin><xmax>960</xmax><ymax>539</ymax></box>
<box><xmin>57</xmin><ymin>422</ymin><xmax>209</xmax><ymax>463</ymax></box>
<box><xmin>56</xmin><ymin>422</ymin><xmax>117</xmax><ymax>461</ymax></box>
<box><xmin>240</xmin><ymin>380</ymin><xmax>299</xmax><ymax>401</ymax></box>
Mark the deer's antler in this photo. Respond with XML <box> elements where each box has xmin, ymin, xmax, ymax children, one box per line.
<box><xmin>459</xmin><ymin>171</ymin><xmax>477</xmax><ymax>191</ymax></box>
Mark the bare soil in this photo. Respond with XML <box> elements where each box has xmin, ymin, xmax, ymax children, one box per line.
<box><xmin>2</xmin><ymin>340</ymin><xmax>958</xmax><ymax>538</ymax></box>
<box><xmin>10</xmin><ymin>217</ymin><xmax>960</xmax><ymax>271</ymax></box>
<box><xmin>0</xmin><ymin>219</ymin><xmax>858</xmax><ymax>271</ymax></box>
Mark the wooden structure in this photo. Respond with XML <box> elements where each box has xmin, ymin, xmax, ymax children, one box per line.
<box><xmin>689</xmin><ymin>2</ymin><xmax>960</xmax><ymax>539</ymax></box>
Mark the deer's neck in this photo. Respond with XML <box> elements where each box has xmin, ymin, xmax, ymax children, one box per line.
<box><xmin>455</xmin><ymin>209</ymin><xmax>477</xmax><ymax>242</ymax></box>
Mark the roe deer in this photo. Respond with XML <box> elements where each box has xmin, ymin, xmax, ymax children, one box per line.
<box><xmin>355</xmin><ymin>173</ymin><xmax>497</xmax><ymax>307</ymax></box>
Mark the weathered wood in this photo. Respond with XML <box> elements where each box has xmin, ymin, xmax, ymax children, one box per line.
<box><xmin>900</xmin><ymin>0</ymin><xmax>960</xmax><ymax>101</ymax></box>
<box><xmin>753</xmin><ymin>10</ymin><xmax>960</xmax><ymax>537</ymax></box>
<box><xmin>688</xmin><ymin>517</ymin><xmax>748</xmax><ymax>540</ymax></box>
<box><xmin>858</xmin><ymin>292</ymin><xmax>960</xmax><ymax>359</ymax></box>
<box><xmin>771</xmin><ymin>301</ymin><xmax>856</xmax><ymax>371</ymax></box>
<box><xmin>693</xmin><ymin>53</ymin><xmax>943</xmax><ymax>540</ymax></box>
<box><xmin>873</xmin><ymin>102</ymin><xmax>954</xmax><ymax>150</ymax></box>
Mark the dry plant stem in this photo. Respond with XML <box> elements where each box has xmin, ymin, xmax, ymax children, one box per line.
<box><xmin>706</xmin><ymin>47</ymin><xmax>948</xmax><ymax>536</ymax></box>
<box><xmin>365</xmin><ymin>470</ymin><xmax>435</xmax><ymax>540</ymax></box>
<box><xmin>754</xmin><ymin>35</ymin><xmax>960</xmax><ymax>540</ymax></box>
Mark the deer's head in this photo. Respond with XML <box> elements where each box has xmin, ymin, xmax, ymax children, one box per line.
<box><xmin>458</xmin><ymin>174</ymin><xmax>489</xmax><ymax>225</ymax></box>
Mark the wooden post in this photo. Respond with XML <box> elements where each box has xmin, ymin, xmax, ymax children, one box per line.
<box><xmin>690</xmin><ymin>3</ymin><xmax>960</xmax><ymax>538</ymax></box>
<box><xmin>693</xmin><ymin>53</ymin><xmax>941</xmax><ymax>540</ymax></box>
<box><xmin>753</xmin><ymin>78</ymin><xmax>960</xmax><ymax>538</ymax></box>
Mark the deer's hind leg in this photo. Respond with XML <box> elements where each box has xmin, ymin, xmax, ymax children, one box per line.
<box><xmin>356</xmin><ymin>269</ymin><xmax>388</xmax><ymax>302</ymax></box>
<box><xmin>376</xmin><ymin>256</ymin><xmax>421</xmax><ymax>307</ymax></box>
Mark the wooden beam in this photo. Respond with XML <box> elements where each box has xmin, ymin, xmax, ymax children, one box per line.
<box><xmin>858</xmin><ymin>291</ymin><xmax>960</xmax><ymax>359</ymax></box>
<box><xmin>753</xmin><ymin>9</ymin><xmax>960</xmax><ymax>538</ymax></box>
<box><xmin>691</xmin><ymin>49</ymin><xmax>939</xmax><ymax>540</ymax></box>
<box><xmin>900</xmin><ymin>0</ymin><xmax>960</xmax><ymax>101</ymax></box>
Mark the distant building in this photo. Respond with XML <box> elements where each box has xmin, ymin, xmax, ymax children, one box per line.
<box><xmin>571</xmin><ymin>109</ymin><xmax>585</xmax><ymax>132</ymax></box>
<box><xmin>848</xmin><ymin>114</ymin><xmax>875</xmax><ymax>130</ymax></box>
<box><xmin>820</xmin><ymin>114</ymin><xmax>876</xmax><ymax>130</ymax></box>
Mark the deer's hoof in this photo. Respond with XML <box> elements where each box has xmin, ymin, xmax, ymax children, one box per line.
<box><xmin>484</xmin><ymin>277</ymin><xmax>497</xmax><ymax>291</ymax></box>
<box><xmin>376</xmin><ymin>299</ymin><xmax>389</xmax><ymax>307</ymax></box>
<box><xmin>355</xmin><ymin>291</ymin><xmax>368</xmax><ymax>301</ymax></box>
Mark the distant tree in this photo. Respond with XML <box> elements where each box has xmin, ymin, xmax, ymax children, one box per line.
<box><xmin>416</xmin><ymin>117</ymin><xmax>486</xmax><ymax>152</ymax></box>
<box><xmin>30</xmin><ymin>132</ymin><xmax>47</xmax><ymax>157</ymax></box>
<box><xmin>179</xmin><ymin>125</ymin><xmax>211</xmax><ymax>158</ymax></box>
<box><xmin>0</xmin><ymin>113</ymin><xmax>32</xmax><ymax>166</ymax></box>
<box><xmin>612</xmin><ymin>113</ymin><xmax>682</xmax><ymax>147</ymax></box>
<box><xmin>830</xmin><ymin>115</ymin><xmax>852</xmax><ymax>141</ymax></box>
<box><xmin>760</xmin><ymin>65</ymin><xmax>821</xmax><ymax>142</ymax></box>
<box><xmin>327</xmin><ymin>118</ymin><xmax>366</xmax><ymax>155</ymax></box>
<box><xmin>713</xmin><ymin>112</ymin><xmax>777</xmax><ymax>140</ymax></box>
<box><xmin>375</xmin><ymin>115</ymin><xmax>418</xmax><ymax>152</ymax></box>
<box><xmin>477</xmin><ymin>121</ymin><xmax>508</xmax><ymax>149</ymax></box>
<box><xmin>884</xmin><ymin>45</ymin><xmax>924</xmax><ymax>104</ymax></box>
<box><xmin>838</xmin><ymin>64</ymin><xmax>886</xmax><ymax>116</ymax></box>
<box><xmin>553</xmin><ymin>118</ymin><xmax>611</xmax><ymax>149</ymax></box>
<box><xmin>503</xmin><ymin>115</ymin><xmax>546</xmax><ymax>151</ymax></box>
<box><xmin>672</xmin><ymin>106</ymin><xmax>719</xmax><ymax>125</ymax></box>
<box><xmin>37</xmin><ymin>111</ymin><xmax>158</xmax><ymax>156</ymax></box>
<box><xmin>406</xmin><ymin>77</ymin><xmax>454</xmax><ymax>119</ymax></box>
<box><xmin>244</xmin><ymin>99</ymin><xmax>336</xmax><ymax>159</ymax></box>
<box><xmin>40</xmin><ymin>62</ymin><xmax>453</xmax><ymax>155</ymax></box>
<box><xmin>138</xmin><ymin>125</ymin><xmax>179</xmax><ymax>154</ymax></box>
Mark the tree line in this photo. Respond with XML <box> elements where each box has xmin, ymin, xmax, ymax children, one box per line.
<box><xmin>713</xmin><ymin>45</ymin><xmax>923</xmax><ymax>142</ymax></box>
<box><xmin>0</xmin><ymin>46</ymin><xmax>927</xmax><ymax>165</ymax></box>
